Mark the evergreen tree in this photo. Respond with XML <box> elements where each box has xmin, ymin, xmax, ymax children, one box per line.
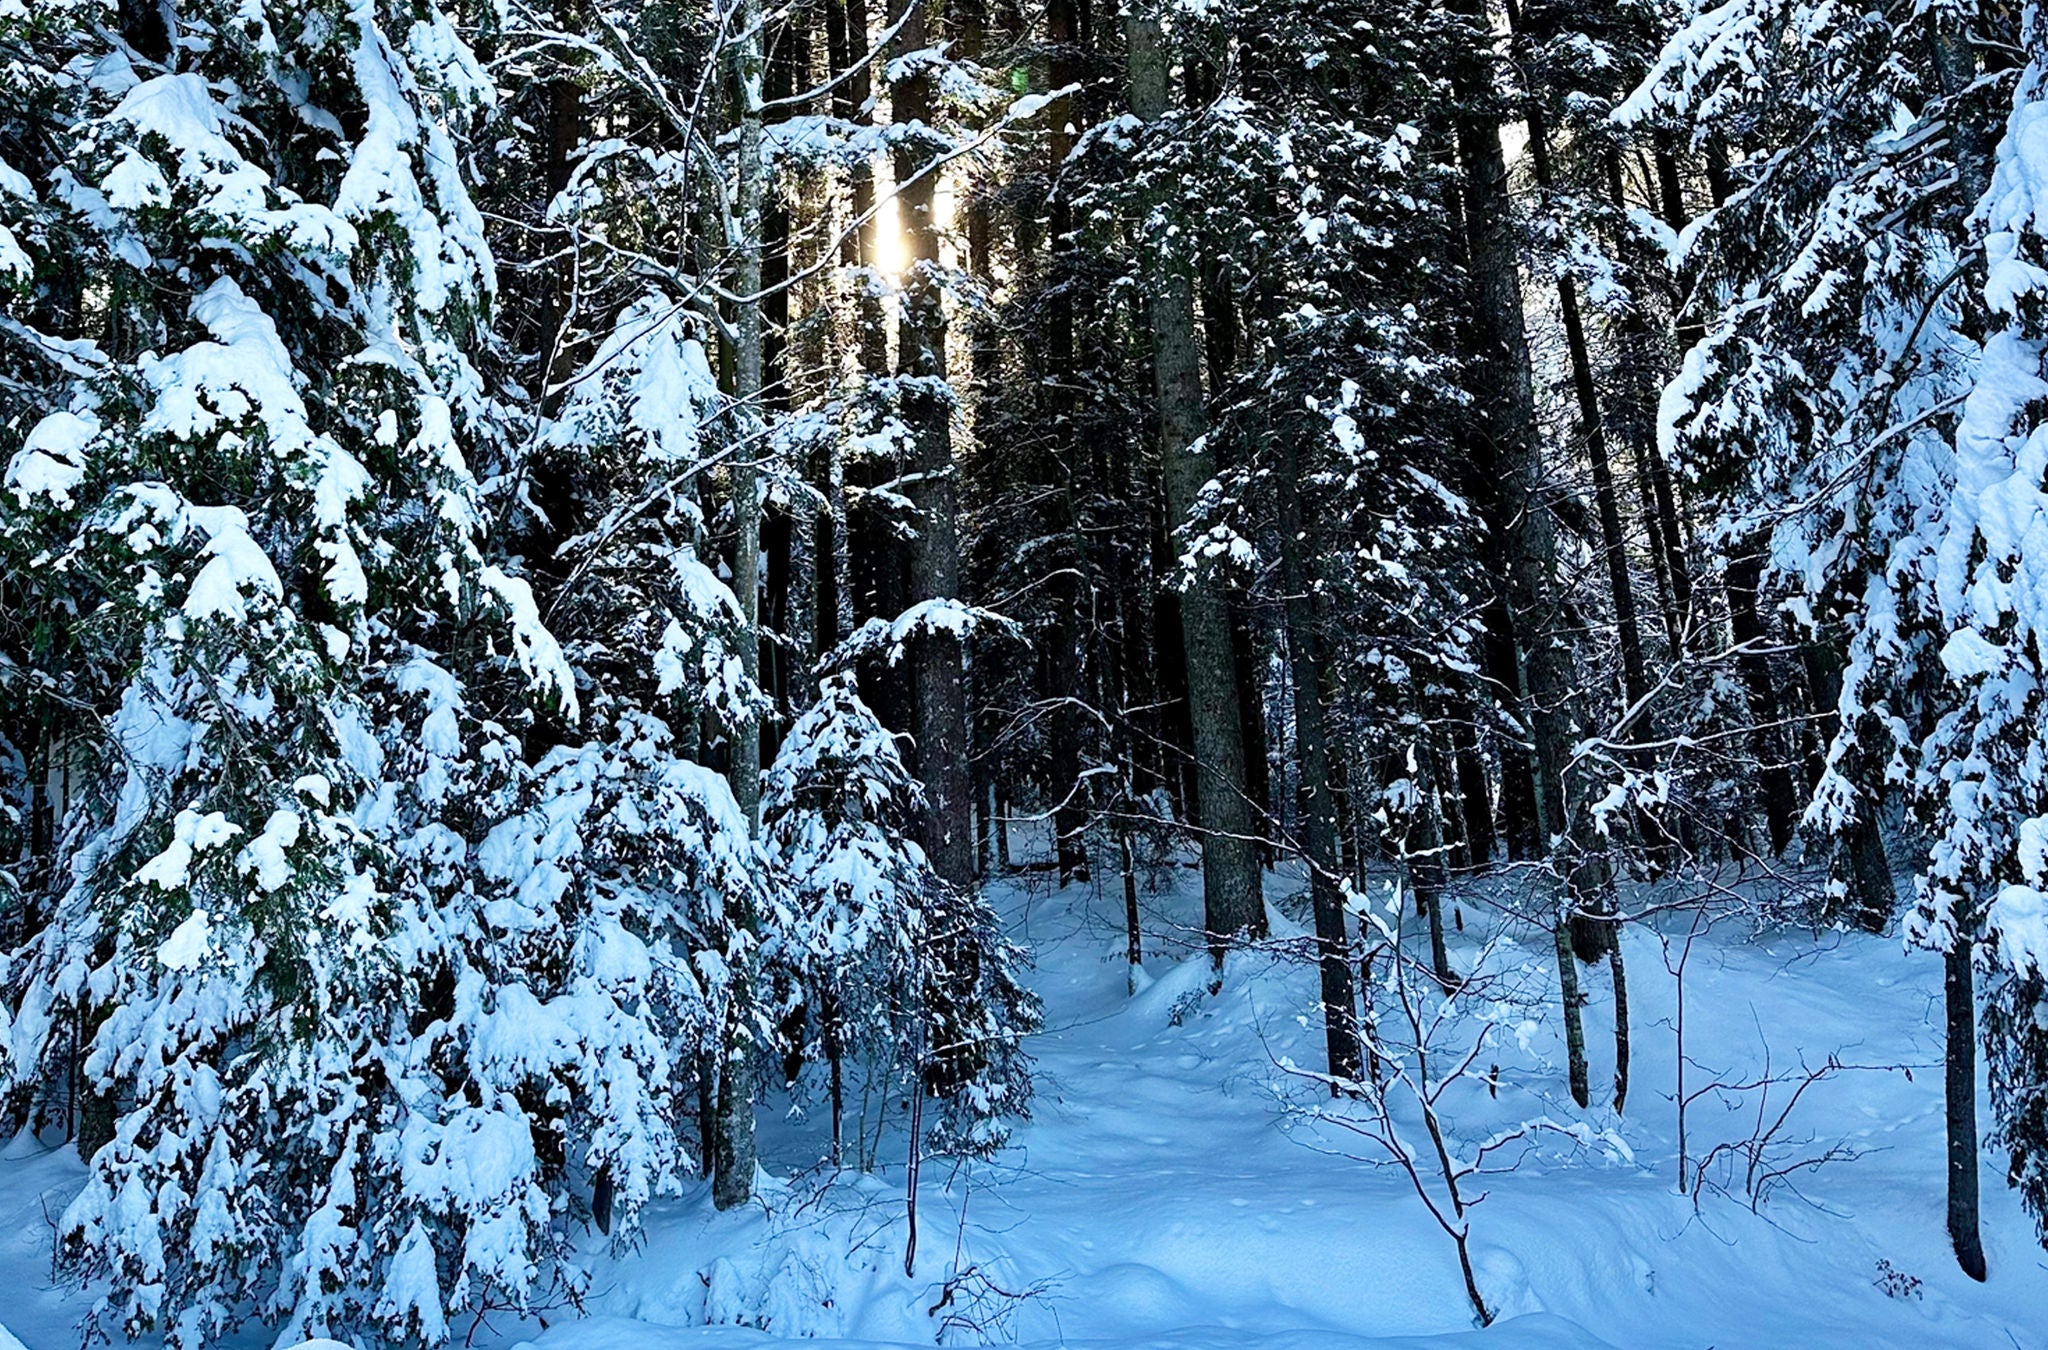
<box><xmin>1624</xmin><ymin>0</ymin><xmax>2031</xmax><ymax>1276</ymax></box>
<box><xmin>0</xmin><ymin>1</ymin><xmax>763</xmax><ymax>1342</ymax></box>
<box><xmin>763</xmin><ymin>674</ymin><xmax>1036</xmax><ymax>1162</ymax></box>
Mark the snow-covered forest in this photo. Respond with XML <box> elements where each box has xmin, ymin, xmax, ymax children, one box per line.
<box><xmin>0</xmin><ymin>0</ymin><xmax>2045</xmax><ymax>1345</ymax></box>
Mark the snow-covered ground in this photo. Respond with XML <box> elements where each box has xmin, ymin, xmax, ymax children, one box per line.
<box><xmin>4</xmin><ymin>829</ymin><xmax>2044</xmax><ymax>1349</ymax></box>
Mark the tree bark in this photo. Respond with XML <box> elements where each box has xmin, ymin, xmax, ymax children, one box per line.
<box><xmin>1512</xmin><ymin>37</ymin><xmax>1658</xmax><ymax>929</ymax></box>
<box><xmin>1723</xmin><ymin>547</ymin><xmax>1801</xmax><ymax>855</ymax></box>
<box><xmin>1947</xmin><ymin>937</ymin><xmax>1987</xmax><ymax>1279</ymax></box>
<box><xmin>1276</xmin><ymin>417</ymin><xmax>1363</xmax><ymax>1083</ymax></box>
<box><xmin>1451</xmin><ymin>718</ymin><xmax>1497</xmax><ymax>868</ymax></box>
<box><xmin>712</xmin><ymin>0</ymin><xmax>767</xmax><ymax>1212</ymax></box>
<box><xmin>1447</xmin><ymin>0</ymin><xmax>1592</xmax><ymax>1103</ymax></box>
<box><xmin>1124</xmin><ymin>5</ymin><xmax>1266</xmax><ymax>962</ymax></box>
<box><xmin>1929</xmin><ymin>11</ymin><xmax>1989</xmax><ymax>1281</ymax></box>
<box><xmin>1414</xmin><ymin>743</ymin><xmax>1457</xmax><ymax>990</ymax></box>
<box><xmin>893</xmin><ymin>0</ymin><xmax>976</xmax><ymax>887</ymax></box>
<box><xmin>728</xmin><ymin>0</ymin><xmax>766</xmax><ymax>833</ymax></box>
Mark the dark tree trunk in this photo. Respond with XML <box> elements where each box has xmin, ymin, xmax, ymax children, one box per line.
<box><xmin>1947</xmin><ymin>937</ymin><xmax>1987</xmax><ymax>1280</ymax></box>
<box><xmin>1448</xmin><ymin>0</ymin><xmax>1592</xmax><ymax>1104</ymax></box>
<box><xmin>892</xmin><ymin>0</ymin><xmax>976</xmax><ymax>888</ymax></box>
<box><xmin>1478</xmin><ymin>600</ymin><xmax>1540</xmax><ymax>860</ymax></box>
<box><xmin>1230</xmin><ymin>602</ymin><xmax>1274</xmax><ymax>865</ymax></box>
<box><xmin>1276</xmin><ymin>420</ymin><xmax>1362</xmax><ymax>1084</ymax></box>
<box><xmin>1125</xmin><ymin>6</ymin><xmax>1266</xmax><ymax>961</ymax></box>
<box><xmin>1723</xmin><ymin>548</ymin><xmax>1801</xmax><ymax>855</ymax></box>
<box><xmin>537</xmin><ymin>67</ymin><xmax>583</xmax><ymax>413</ymax></box>
<box><xmin>1414</xmin><ymin>743</ymin><xmax>1457</xmax><ymax>990</ymax></box>
<box><xmin>1452</xmin><ymin>717</ymin><xmax>1497</xmax><ymax>868</ymax></box>
<box><xmin>1514</xmin><ymin>24</ymin><xmax>1663</xmax><ymax>912</ymax></box>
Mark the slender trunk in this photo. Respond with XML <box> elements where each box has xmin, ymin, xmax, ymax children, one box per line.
<box><xmin>1231</xmin><ymin>603</ymin><xmax>1275</xmax><ymax>866</ymax></box>
<box><xmin>1122</xmin><ymin>826</ymin><xmax>1144</xmax><ymax>992</ymax></box>
<box><xmin>538</xmin><ymin>71</ymin><xmax>583</xmax><ymax>411</ymax></box>
<box><xmin>812</xmin><ymin>440</ymin><xmax>847</xmax><ymax>656</ymax></box>
<box><xmin>1595</xmin><ymin>155</ymin><xmax>1683</xmax><ymax>652</ymax></box>
<box><xmin>842</xmin><ymin>0</ymin><xmax>903</xmax><ymax>729</ymax></box>
<box><xmin>763</xmin><ymin>508</ymin><xmax>795</xmax><ymax>758</ymax></box>
<box><xmin>1481</xmin><ymin>602</ymin><xmax>1541</xmax><ymax>860</ymax></box>
<box><xmin>844</xmin><ymin>0</ymin><xmax>888</xmax><ymax>376</ymax></box>
<box><xmin>976</xmin><ymin>761</ymin><xmax>994</xmax><ymax>879</ymax></box>
<box><xmin>1609</xmin><ymin>940</ymin><xmax>1630</xmax><ymax>1114</ymax></box>
<box><xmin>1431</xmin><ymin>731</ymin><xmax>1469</xmax><ymax>873</ymax></box>
<box><xmin>1414</xmin><ymin>744</ymin><xmax>1456</xmax><ymax>990</ymax></box>
<box><xmin>729</xmin><ymin>0</ymin><xmax>766</xmax><ymax>831</ymax></box>
<box><xmin>1552</xmin><ymin>912</ymin><xmax>1591</xmax><ymax>1108</ymax></box>
<box><xmin>1630</xmin><ymin>153</ymin><xmax>1696</xmax><ymax>635</ymax></box>
<box><xmin>821</xmin><ymin>990</ymin><xmax>845</xmax><ymax>1167</ymax></box>
<box><xmin>996</xmin><ymin>787</ymin><xmax>1012</xmax><ymax>869</ymax></box>
<box><xmin>1041</xmin><ymin>0</ymin><xmax>1091</xmax><ymax>886</ymax></box>
<box><xmin>1452</xmin><ymin>718</ymin><xmax>1497</xmax><ymax>868</ymax></box>
<box><xmin>1444</xmin><ymin>161</ymin><xmax>1537</xmax><ymax>865</ymax></box>
<box><xmin>1946</xmin><ymin>936</ymin><xmax>1987</xmax><ymax>1279</ymax></box>
<box><xmin>819</xmin><ymin>0</ymin><xmax>859</xmax><ymax>662</ymax></box>
<box><xmin>711</xmin><ymin>0</ymin><xmax>768</xmax><ymax>1214</ymax></box>
<box><xmin>1723</xmin><ymin>548</ymin><xmax>1801</xmax><ymax>854</ymax></box>
<box><xmin>1277</xmin><ymin>425</ymin><xmax>1362</xmax><ymax>1084</ymax></box>
<box><xmin>1515</xmin><ymin>46</ymin><xmax>1660</xmax><ymax>922</ymax></box>
<box><xmin>1930</xmin><ymin>29</ymin><xmax>1990</xmax><ymax>1277</ymax></box>
<box><xmin>1125</xmin><ymin>5</ymin><xmax>1265</xmax><ymax>962</ymax></box>
<box><xmin>905</xmin><ymin>1032</ymin><xmax>925</xmax><ymax>1276</ymax></box>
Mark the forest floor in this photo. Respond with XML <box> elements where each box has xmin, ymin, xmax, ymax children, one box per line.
<box><xmin>3</xmin><ymin>825</ymin><xmax>2046</xmax><ymax>1349</ymax></box>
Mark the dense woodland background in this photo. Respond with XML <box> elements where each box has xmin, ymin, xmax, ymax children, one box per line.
<box><xmin>1</xmin><ymin>0</ymin><xmax>2046</xmax><ymax>1343</ymax></box>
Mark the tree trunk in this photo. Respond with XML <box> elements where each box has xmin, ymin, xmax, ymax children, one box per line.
<box><xmin>1414</xmin><ymin>743</ymin><xmax>1457</xmax><ymax>990</ymax></box>
<box><xmin>712</xmin><ymin>0</ymin><xmax>767</xmax><ymax>1211</ymax></box>
<box><xmin>1930</xmin><ymin>8</ymin><xmax>1989</xmax><ymax>1282</ymax></box>
<box><xmin>1629</xmin><ymin>152</ymin><xmax>1696</xmax><ymax>638</ymax></box>
<box><xmin>1124</xmin><ymin>5</ymin><xmax>1266</xmax><ymax>962</ymax></box>
<box><xmin>1448</xmin><ymin>0</ymin><xmax>1592</xmax><ymax>1103</ymax></box>
<box><xmin>728</xmin><ymin>0</ymin><xmax>766</xmax><ymax>831</ymax></box>
<box><xmin>1231</xmin><ymin>602</ymin><xmax>1275</xmax><ymax>866</ymax></box>
<box><xmin>1947</xmin><ymin>936</ymin><xmax>1987</xmax><ymax>1279</ymax></box>
<box><xmin>1609</xmin><ymin>939</ymin><xmax>1631</xmax><ymax>1114</ymax></box>
<box><xmin>1514</xmin><ymin>49</ymin><xmax>1656</xmax><ymax>932</ymax></box>
<box><xmin>1723</xmin><ymin>547</ymin><xmax>1801</xmax><ymax>855</ymax></box>
<box><xmin>1122</xmin><ymin>826</ymin><xmax>1144</xmax><ymax>992</ymax></box>
<box><xmin>1451</xmin><ymin>717</ymin><xmax>1497</xmax><ymax>868</ymax></box>
<box><xmin>537</xmin><ymin>69</ymin><xmax>583</xmax><ymax>412</ymax></box>
<box><xmin>892</xmin><ymin>0</ymin><xmax>976</xmax><ymax>888</ymax></box>
<box><xmin>1277</xmin><ymin>420</ymin><xmax>1362</xmax><ymax>1083</ymax></box>
<box><xmin>711</xmin><ymin>1036</ymin><xmax>757</xmax><ymax>1209</ymax></box>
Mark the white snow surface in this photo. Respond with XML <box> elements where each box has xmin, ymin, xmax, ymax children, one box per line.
<box><xmin>0</xmin><ymin>824</ymin><xmax>2043</xmax><ymax>1348</ymax></box>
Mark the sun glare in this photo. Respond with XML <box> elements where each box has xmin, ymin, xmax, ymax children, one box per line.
<box><xmin>875</xmin><ymin>195</ymin><xmax>908</xmax><ymax>280</ymax></box>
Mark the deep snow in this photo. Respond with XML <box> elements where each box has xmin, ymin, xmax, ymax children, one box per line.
<box><xmin>3</xmin><ymin>826</ymin><xmax>2045</xmax><ymax>1348</ymax></box>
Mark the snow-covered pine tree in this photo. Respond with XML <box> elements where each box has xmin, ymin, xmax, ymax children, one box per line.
<box><xmin>0</xmin><ymin>1</ymin><xmax>768</xmax><ymax>1344</ymax></box>
<box><xmin>0</xmin><ymin>0</ymin><xmax>104</xmax><ymax>958</ymax></box>
<box><xmin>1919</xmin><ymin>1</ymin><xmax>2048</xmax><ymax>1261</ymax></box>
<box><xmin>1621</xmin><ymin>0</ymin><xmax>2029</xmax><ymax>1274</ymax></box>
<box><xmin>530</xmin><ymin>286</ymin><xmax>780</xmax><ymax>1215</ymax></box>
<box><xmin>1615</xmin><ymin>0</ymin><xmax>1991</xmax><ymax>918</ymax></box>
<box><xmin>1115</xmin><ymin>0</ymin><xmax>1474</xmax><ymax>1077</ymax></box>
<box><xmin>762</xmin><ymin>674</ymin><xmax>1035</xmax><ymax>1164</ymax></box>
